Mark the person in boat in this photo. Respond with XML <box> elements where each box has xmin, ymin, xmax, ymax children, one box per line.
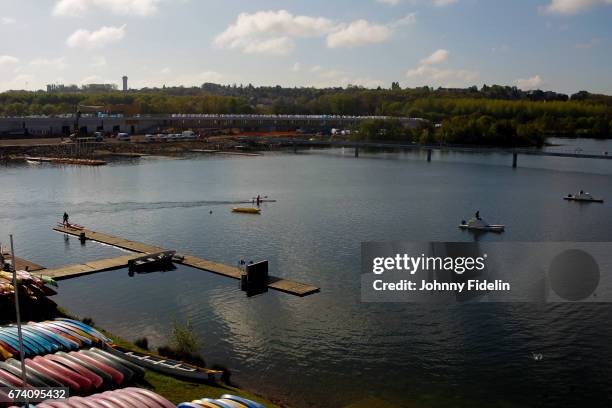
<box><xmin>256</xmin><ymin>195</ymin><xmax>261</xmax><ymax>206</ymax></box>
<box><xmin>63</xmin><ymin>212</ymin><xmax>69</xmax><ymax>226</ymax></box>
<box><xmin>579</xmin><ymin>190</ymin><xmax>584</xmax><ymax>195</ymax></box>
<box><xmin>475</xmin><ymin>211</ymin><xmax>481</xmax><ymax>220</ymax></box>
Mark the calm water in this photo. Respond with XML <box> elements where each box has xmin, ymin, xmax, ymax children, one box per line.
<box><xmin>2</xmin><ymin>139</ymin><xmax>612</xmax><ymax>407</ymax></box>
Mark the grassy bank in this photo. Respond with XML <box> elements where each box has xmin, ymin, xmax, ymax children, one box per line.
<box><xmin>57</xmin><ymin>311</ymin><xmax>283</xmax><ymax>407</ymax></box>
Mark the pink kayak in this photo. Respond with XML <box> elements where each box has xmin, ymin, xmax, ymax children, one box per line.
<box><xmin>124</xmin><ymin>387</ymin><xmax>175</xmax><ymax>408</ymax></box>
<box><xmin>34</xmin><ymin>356</ymin><xmax>93</xmax><ymax>392</ymax></box>
<box><xmin>68</xmin><ymin>352</ymin><xmax>124</xmax><ymax>385</ymax></box>
<box><xmin>44</xmin><ymin>354</ymin><xmax>104</xmax><ymax>389</ymax></box>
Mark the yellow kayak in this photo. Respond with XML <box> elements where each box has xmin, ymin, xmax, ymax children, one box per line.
<box><xmin>232</xmin><ymin>207</ymin><xmax>261</xmax><ymax>214</ymax></box>
<box><xmin>0</xmin><ymin>343</ymin><xmax>13</xmax><ymax>360</ymax></box>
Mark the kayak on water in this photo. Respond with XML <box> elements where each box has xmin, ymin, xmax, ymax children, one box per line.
<box><xmin>232</xmin><ymin>208</ymin><xmax>261</xmax><ymax>214</ymax></box>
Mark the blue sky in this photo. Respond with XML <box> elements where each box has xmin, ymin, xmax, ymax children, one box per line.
<box><xmin>0</xmin><ymin>0</ymin><xmax>610</xmax><ymax>94</ymax></box>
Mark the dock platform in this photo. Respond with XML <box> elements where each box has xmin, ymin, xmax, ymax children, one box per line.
<box><xmin>43</xmin><ymin>254</ymin><xmax>143</xmax><ymax>280</ymax></box>
<box><xmin>52</xmin><ymin>226</ymin><xmax>320</xmax><ymax>297</ymax></box>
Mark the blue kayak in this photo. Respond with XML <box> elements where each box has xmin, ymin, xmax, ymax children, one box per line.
<box><xmin>221</xmin><ymin>395</ymin><xmax>267</xmax><ymax>408</ymax></box>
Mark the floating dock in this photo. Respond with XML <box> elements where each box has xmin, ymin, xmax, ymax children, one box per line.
<box><xmin>52</xmin><ymin>226</ymin><xmax>320</xmax><ymax>297</ymax></box>
<box><xmin>43</xmin><ymin>254</ymin><xmax>143</xmax><ymax>280</ymax></box>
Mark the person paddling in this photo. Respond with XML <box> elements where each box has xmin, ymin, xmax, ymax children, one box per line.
<box><xmin>63</xmin><ymin>212</ymin><xmax>69</xmax><ymax>226</ymax></box>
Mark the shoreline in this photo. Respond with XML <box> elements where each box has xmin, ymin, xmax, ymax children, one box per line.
<box><xmin>60</xmin><ymin>309</ymin><xmax>289</xmax><ymax>407</ymax></box>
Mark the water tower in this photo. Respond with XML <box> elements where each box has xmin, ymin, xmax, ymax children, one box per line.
<box><xmin>122</xmin><ymin>76</ymin><xmax>128</xmax><ymax>92</ymax></box>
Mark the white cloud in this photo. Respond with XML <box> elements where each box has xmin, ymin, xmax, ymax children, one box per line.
<box><xmin>406</xmin><ymin>49</ymin><xmax>478</xmax><ymax>87</ymax></box>
<box><xmin>542</xmin><ymin>0</ymin><xmax>612</xmax><ymax>15</ymax></box>
<box><xmin>53</xmin><ymin>0</ymin><xmax>159</xmax><ymax>17</ymax></box>
<box><xmin>1</xmin><ymin>17</ymin><xmax>17</xmax><ymax>24</ymax></box>
<box><xmin>390</xmin><ymin>13</ymin><xmax>418</xmax><ymax>27</ymax></box>
<box><xmin>243</xmin><ymin>37</ymin><xmax>295</xmax><ymax>55</ymax></box>
<box><xmin>291</xmin><ymin>62</ymin><xmax>302</xmax><ymax>72</ymax></box>
<box><xmin>66</xmin><ymin>25</ymin><xmax>126</xmax><ymax>49</ymax></box>
<box><xmin>515</xmin><ymin>74</ymin><xmax>543</xmax><ymax>90</ymax></box>
<box><xmin>214</xmin><ymin>10</ymin><xmax>336</xmax><ymax>54</ymax></box>
<box><xmin>91</xmin><ymin>56</ymin><xmax>107</xmax><ymax>67</ymax></box>
<box><xmin>80</xmin><ymin>75</ymin><xmax>103</xmax><ymax>84</ymax></box>
<box><xmin>296</xmin><ymin>63</ymin><xmax>383</xmax><ymax>88</ymax></box>
<box><xmin>0</xmin><ymin>74</ymin><xmax>34</xmax><ymax>91</ymax></box>
<box><xmin>197</xmin><ymin>71</ymin><xmax>224</xmax><ymax>83</ymax></box>
<box><xmin>29</xmin><ymin>57</ymin><xmax>67</xmax><ymax>70</ymax></box>
<box><xmin>420</xmin><ymin>49</ymin><xmax>449</xmax><ymax>65</ymax></box>
<box><xmin>215</xmin><ymin>9</ymin><xmax>414</xmax><ymax>54</ymax></box>
<box><xmin>0</xmin><ymin>55</ymin><xmax>19</xmax><ymax>65</ymax></box>
<box><xmin>327</xmin><ymin>20</ymin><xmax>392</xmax><ymax>48</ymax></box>
<box><xmin>160</xmin><ymin>67</ymin><xmax>171</xmax><ymax>74</ymax></box>
<box><xmin>406</xmin><ymin>65</ymin><xmax>479</xmax><ymax>85</ymax></box>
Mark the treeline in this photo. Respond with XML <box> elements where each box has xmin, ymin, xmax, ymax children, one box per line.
<box><xmin>1</xmin><ymin>84</ymin><xmax>611</xmax><ymax>145</ymax></box>
<box><xmin>354</xmin><ymin>117</ymin><xmax>547</xmax><ymax>147</ymax></box>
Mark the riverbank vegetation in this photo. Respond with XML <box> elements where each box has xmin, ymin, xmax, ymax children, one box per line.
<box><xmin>1</xmin><ymin>84</ymin><xmax>611</xmax><ymax>146</ymax></box>
<box><xmin>60</xmin><ymin>311</ymin><xmax>281</xmax><ymax>407</ymax></box>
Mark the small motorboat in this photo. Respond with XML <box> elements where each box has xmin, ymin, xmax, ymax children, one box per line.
<box><xmin>232</xmin><ymin>207</ymin><xmax>261</xmax><ymax>214</ymax></box>
<box><xmin>564</xmin><ymin>192</ymin><xmax>604</xmax><ymax>203</ymax></box>
<box><xmin>459</xmin><ymin>218</ymin><xmax>505</xmax><ymax>233</ymax></box>
<box><xmin>128</xmin><ymin>251</ymin><xmax>176</xmax><ymax>273</ymax></box>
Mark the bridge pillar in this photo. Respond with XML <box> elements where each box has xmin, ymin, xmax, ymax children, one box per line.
<box><xmin>512</xmin><ymin>153</ymin><xmax>518</xmax><ymax>168</ymax></box>
<box><xmin>355</xmin><ymin>147</ymin><xmax>359</xmax><ymax>158</ymax></box>
<box><xmin>427</xmin><ymin>149</ymin><xmax>432</xmax><ymax>162</ymax></box>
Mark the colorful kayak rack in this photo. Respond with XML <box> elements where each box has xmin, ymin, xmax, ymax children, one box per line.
<box><xmin>178</xmin><ymin>395</ymin><xmax>267</xmax><ymax>408</ymax></box>
<box><xmin>0</xmin><ymin>319</ymin><xmax>109</xmax><ymax>360</ymax></box>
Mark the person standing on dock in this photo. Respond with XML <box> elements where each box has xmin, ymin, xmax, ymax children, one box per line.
<box><xmin>63</xmin><ymin>212</ymin><xmax>69</xmax><ymax>226</ymax></box>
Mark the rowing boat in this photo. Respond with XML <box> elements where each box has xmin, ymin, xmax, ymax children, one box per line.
<box><xmin>104</xmin><ymin>345</ymin><xmax>222</xmax><ymax>382</ymax></box>
<box><xmin>563</xmin><ymin>193</ymin><xmax>604</xmax><ymax>203</ymax></box>
<box><xmin>459</xmin><ymin>218</ymin><xmax>505</xmax><ymax>233</ymax></box>
<box><xmin>128</xmin><ymin>251</ymin><xmax>176</xmax><ymax>273</ymax></box>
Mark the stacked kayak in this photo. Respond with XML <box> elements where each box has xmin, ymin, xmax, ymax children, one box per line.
<box><xmin>0</xmin><ymin>347</ymin><xmax>144</xmax><ymax>393</ymax></box>
<box><xmin>178</xmin><ymin>395</ymin><xmax>266</xmax><ymax>408</ymax></box>
<box><xmin>0</xmin><ymin>270</ymin><xmax>57</xmax><ymax>300</ymax></box>
<box><xmin>33</xmin><ymin>387</ymin><xmax>174</xmax><ymax>408</ymax></box>
<box><xmin>0</xmin><ymin>319</ymin><xmax>109</xmax><ymax>360</ymax></box>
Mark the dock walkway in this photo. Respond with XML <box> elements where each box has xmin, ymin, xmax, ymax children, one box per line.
<box><xmin>52</xmin><ymin>226</ymin><xmax>320</xmax><ymax>297</ymax></box>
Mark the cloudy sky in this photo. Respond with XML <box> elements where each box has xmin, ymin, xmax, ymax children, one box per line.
<box><xmin>0</xmin><ymin>0</ymin><xmax>611</xmax><ymax>93</ymax></box>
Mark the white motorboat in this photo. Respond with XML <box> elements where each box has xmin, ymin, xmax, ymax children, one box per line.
<box><xmin>563</xmin><ymin>192</ymin><xmax>604</xmax><ymax>203</ymax></box>
<box><xmin>459</xmin><ymin>217</ymin><xmax>505</xmax><ymax>233</ymax></box>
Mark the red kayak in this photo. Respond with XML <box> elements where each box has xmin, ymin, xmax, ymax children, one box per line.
<box><xmin>98</xmin><ymin>391</ymin><xmax>141</xmax><ymax>408</ymax></box>
<box><xmin>25</xmin><ymin>359</ymin><xmax>81</xmax><ymax>392</ymax></box>
<box><xmin>44</xmin><ymin>354</ymin><xmax>104</xmax><ymax>389</ymax></box>
<box><xmin>57</xmin><ymin>222</ymin><xmax>85</xmax><ymax>230</ymax></box>
<box><xmin>34</xmin><ymin>356</ymin><xmax>93</xmax><ymax>391</ymax></box>
<box><xmin>118</xmin><ymin>389</ymin><xmax>168</xmax><ymax>408</ymax></box>
<box><xmin>68</xmin><ymin>352</ymin><xmax>124</xmax><ymax>384</ymax></box>
<box><xmin>0</xmin><ymin>367</ymin><xmax>28</xmax><ymax>387</ymax></box>
<box><xmin>127</xmin><ymin>387</ymin><xmax>176</xmax><ymax>408</ymax></box>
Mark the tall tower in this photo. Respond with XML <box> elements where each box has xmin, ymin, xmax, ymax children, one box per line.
<box><xmin>122</xmin><ymin>76</ymin><xmax>128</xmax><ymax>92</ymax></box>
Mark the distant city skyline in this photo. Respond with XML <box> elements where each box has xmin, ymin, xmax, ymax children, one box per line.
<box><xmin>0</xmin><ymin>0</ymin><xmax>611</xmax><ymax>94</ymax></box>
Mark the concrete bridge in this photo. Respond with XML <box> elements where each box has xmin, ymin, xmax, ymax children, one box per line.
<box><xmin>0</xmin><ymin>114</ymin><xmax>425</xmax><ymax>137</ymax></box>
<box><xmin>260</xmin><ymin>138</ymin><xmax>612</xmax><ymax>168</ymax></box>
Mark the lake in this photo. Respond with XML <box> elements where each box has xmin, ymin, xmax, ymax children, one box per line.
<box><xmin>1</xmin><ymin>138</ymin><xmax>612</xmax><ymax>407</ymax></box>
